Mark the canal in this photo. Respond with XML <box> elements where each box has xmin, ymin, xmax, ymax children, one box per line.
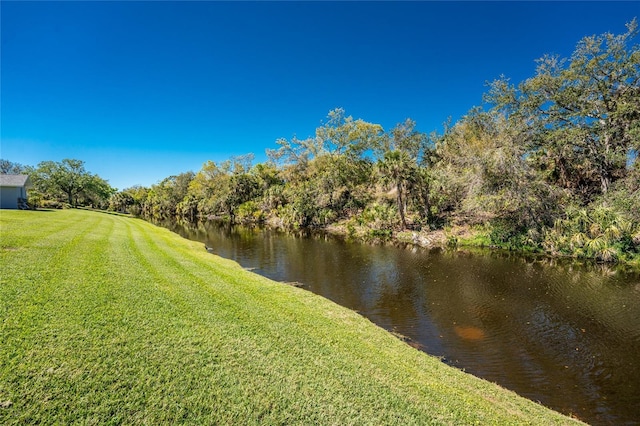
<box><xmin>161</xmin><ymin>220</ymin><xmax>640</xmax><ymax>425</ymax></box>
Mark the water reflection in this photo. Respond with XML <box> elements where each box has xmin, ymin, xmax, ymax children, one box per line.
<box><xmin>160</xmin><ymin>220</ymin><xmax>640</xmax><ymax>425</ymax></box>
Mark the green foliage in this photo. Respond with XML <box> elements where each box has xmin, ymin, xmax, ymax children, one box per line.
<box><xmin>225</xmin><ymin>173</ymin><xmax>260</xmax><ymax>219</ymax></box>
<box><xmin>4</xmin><ymin>23</ymin><xmax>639</xmax><ymax>267</ymax></box>
<box><xmin>235</xmin><ymin>200</ymin><xmax>265</xmax><ymax>224</ymax></box>
<box><xmin>342</xmin><ymin>203</ymin><xmax>399</xmax><ymax>242</ymax></box>
<box><xmin>377</xmin><ymin>150</ymin><xmax>415</xmax><ymax>229</ymax></box>
<box><xmin>278</xmin><ymin>180</ymin><xmax>324</xmax><ymax>228</ymax></box>
<box><xmin>355</xmin><ymin>202</ymin><xmax>399</xmax><ymax>230</ymax></box>
<box><xmin>176</xmin><ymin>193</ymin><xmax>199</xmax><ymax>221</ymax></box>
<box><xmin>541</xmin><ymin>206</ymin><xmax>639</xmax><ymax>261</ymax></box>
<box><xmin>268</xmin><ymin>108</ymin><xmax>385</xmax><ymax>165</ymax></box>
<box><xmin>451</xmin><ymin>230</ymin><xmax>492</xmax><ymax>248</ymax></box>
<box><xmin>28</xmin><ymin>159</ymin><xmax>115</xmax><ymax>208</ymax></box>
<box><xmin>111</xmin><ymin>22</ymin><xmax>640</xmax><ymax>265</ymax></box>
<box><xmin>143</xmin><ymin>172</ymin><xmax>194</xmax><ymax>219</ymax></box>
<box><xmin>109</xmin><ymin>185</ymin><xmax>148</xmax><ymax>216</ymax></box>
<box><xmin>81</xmin><ymin>174</ymin><xmax>114</xmax><ymax>209</ymax></box>
<box><xmin>429</xmin><ymin>108</ymin><xmax>562</xmax><ymax>231</ymax></box>
<box><xmin>39</xmin><ymin>199</ymin><xmax>67</xmax><ymax>209</ymax></box>
<box><xmin>599</xmin><ymin>168</ymin><xmax>640</xmax><ymax>218</ymax></box>
<box><xmin>487</xmin><ymin>19</ymin><xmax>640</xmax><ymax>200</ymax></box>
<box><xmin>375</xmin><ymin>119</ymin><xmax>433</xmax><ymax>229</ymax></box>
<box><xmin>0</xmin><ymin>159</ymin><xmax>27</xmax><ymax>175</ymax></box>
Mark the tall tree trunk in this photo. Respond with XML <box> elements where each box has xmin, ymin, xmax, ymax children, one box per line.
<box><xmin>422</xmin><ymin>185</ymin><xmax>431</xmax><ymax>224</ymax></box>
<box><xmin>397</xmin><ymin>181</ymin><xmax>407</xmax><ymax>230</ymax></box>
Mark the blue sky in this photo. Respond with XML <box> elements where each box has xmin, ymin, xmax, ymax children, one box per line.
<box><xmin>2</xmin><ymin>1</ymin><xmax>638</xmax><ymax>190</ymax></box>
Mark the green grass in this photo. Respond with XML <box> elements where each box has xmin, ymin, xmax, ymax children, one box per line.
<box><xmin>0</xmin><ymin>209</ymin><xmax>583</xmax><ymax>425</ymax></box>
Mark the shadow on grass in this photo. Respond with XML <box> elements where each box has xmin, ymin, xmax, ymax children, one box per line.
<box><xmin>0</xmin><ymin>208</ymin><xmax>56</xmax><ymax>212</ymax></box>
<box><xmin>77</xmin><ymin>207</ymin><xmax>133</xmax><ymax>218</ymax></box>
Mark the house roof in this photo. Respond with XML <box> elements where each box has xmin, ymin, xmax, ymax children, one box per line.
<box><xmin>0</xmin><ymin>174</ymin><xmax>31</xmax><ymax>187</ymax></box>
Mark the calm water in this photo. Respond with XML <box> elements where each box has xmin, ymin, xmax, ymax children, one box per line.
<box><xmin>161</xmin><ymin>220</ymin><xmax>640</xmax><ymax>425</ymax></box>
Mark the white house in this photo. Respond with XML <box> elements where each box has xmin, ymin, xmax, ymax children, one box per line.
<box><xmin>0</xmin><ymin>174</ymin><xmax>31</xmax><ymax>209</ymax></box>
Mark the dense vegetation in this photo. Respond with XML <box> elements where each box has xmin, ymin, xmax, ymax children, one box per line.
<box><xmin>1</xmin><ymin>158</ymin><xmax>115</xmax><ymax>209</ymax></box>
<box><xmin>0</xmin><ymin>209</ymin><xmax>584</xmax><ymax>424</ymax></box>
<box><xmin>120</xmin><ymin>23</ymin><xmax>639</xmax><ymax>264</ymax></box>
<box><xmin>4</xmin><ymin>22</ymin><xmax>639</xmax><ymax>264</ymax></box>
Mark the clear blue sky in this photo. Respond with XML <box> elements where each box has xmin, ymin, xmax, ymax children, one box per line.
<box><xmin>1</xmin><ymin>1</ymin><xmax>638</xmax><ymax>190</ymax></box>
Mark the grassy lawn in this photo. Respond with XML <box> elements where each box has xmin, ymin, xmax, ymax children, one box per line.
<box><xmin>0</xmin><ymin>209</ymin><xmax>582</xmax><ymax>425</ymax></box>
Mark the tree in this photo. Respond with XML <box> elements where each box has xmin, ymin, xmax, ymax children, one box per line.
<box><xmin>487</xmin><ymin>19</ymin><xmax>640</xmax><ymax>200</ymax></box>
<box><xmin>377</xmin><ymin>119</ymin><xmax>430</xmax><ymax>229</ymax></box>
<box><xmin>0</xmin><ymin>159</ymin><xmax>26</xmax><ymax>175</ymax></box>
<box><xmin>145</xmin><ymin>172</ymin><xmax>194</xmax><ymax>219</ymax></box>
<box><xmin>32</xmin><ymin>159</ymin><xmax>113</xmax><ymax>207</ymax></box>
<box><xmin>266</xmin><ymin>109</ymin><xmax>382</xmax><ymax>227</ymax></box>
<box><xmin>315</xmin><ymin>108</ymin><xmax>385</xmax><ymax>158</ymax></box>
<box><xmin>429</xmin><ymin>108</ymin><xmax>561</xmax><ymax>232</ymax></box>
<box><xmin>111</xmin><ymin>185</ymin><xmax>149</xmax><ymax>216</ymax></box>
<box><xmin>184</xmin><ymin>160</ymin><xmax>232</xmax><ymax>219</ymax></box>
<box><xmin>109</xmin><ymin>191</ymin><xmax>135</xmax><ymax>214</ymax></box>
<box><xmin>80</xmin><ymin>174</ymin><xmax>116</xmax><ymax>209</ymax></box>
<box><xmin>378</xmin><ymin>150</ymin><xmax>414</xmax><ymax>229</ymax></box>
<box><xmin>224</xmin><ymin>173</ymin><xmax>260</xmax><ymax>222</ymax></box>
<box><xmin>176</xmin><ymin>156</ymin><xmax>266</xmax><ymax>223</ymax></box>
<box><xmin>267</xmin><ymin>108</ymin><xmax>385</xmax><ymax>165</ymax></box>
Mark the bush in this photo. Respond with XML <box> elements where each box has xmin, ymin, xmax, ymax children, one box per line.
<box><xmin>355</xmin><ymin>203</ymin><xmax>399</xmax><ymax>230</ymax></box>
<box><xmin>236</xmin><ymin>201</ymin><xmax>265</xmax><ymax>224</ymax></box>
<box><xmin>541</xmin><ymin>206</ymin><xmax>639</xmax><ymax>262</ymax></box>
<box><xmin>40</xmin><ymin>199</ymin><xmax>66</xmax><ymax>209</ymax></box>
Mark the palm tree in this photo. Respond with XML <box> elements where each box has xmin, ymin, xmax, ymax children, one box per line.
<box><xmin>378</xmin><ymin>150</ymin><xmax>416</xmax><ymax>229</ymax></box>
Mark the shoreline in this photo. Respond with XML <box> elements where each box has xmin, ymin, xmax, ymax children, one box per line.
<box><xmin>260</xmin><ymin>215</ymin><xmax>640</xmax><ymax>271</ymax></box>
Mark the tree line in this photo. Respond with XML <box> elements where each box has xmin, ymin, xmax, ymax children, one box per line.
<box><xmin>4</xmin><ymin>22</ymin><xmax>639</xmax><ymax>263</ymax></box>
<box><xmin>1</xmin><ymin>158</ymin><xmax>115</xmax><ymax>209</ymax></box>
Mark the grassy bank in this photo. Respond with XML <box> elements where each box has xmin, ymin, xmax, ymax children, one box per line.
<box><xmin>0</xmin><ymin>209</ymin><xmax>582</xmax><ymax>424</ymax></box>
